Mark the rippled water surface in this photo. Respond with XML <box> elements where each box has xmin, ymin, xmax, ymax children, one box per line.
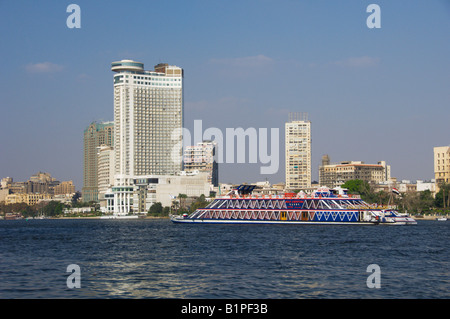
<box><xmin>0</xmin><ymin>219</ymin><xmax>448</xmax><ymax>298</ymax></box>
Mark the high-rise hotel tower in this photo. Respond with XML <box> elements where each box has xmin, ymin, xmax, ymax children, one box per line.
<box><xmin>111</xmin><ymin>60</ymin><xmax>183</xmax><ymax>177</ymax></box>
<box><xmin>285</xmin><ymin>113</ymin><xmax>311</xmax><ymax>191</ymax></box>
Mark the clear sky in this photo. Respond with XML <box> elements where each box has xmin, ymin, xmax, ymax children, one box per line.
<box><xmin>0</xmin><ymin>0</ymin><xmax>449</xmax><ymax>190</ymax></box>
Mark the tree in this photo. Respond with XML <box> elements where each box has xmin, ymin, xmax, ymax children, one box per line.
<box><xmin>418</xmin><ymin>190</ymin><xmax>434</xmax><ymax>213</ymax></box>
<box><xmin>42</xmin><ymin>201</ymin><xmax>68</xmax><ymax>217</ymax></box>
<box><xmin>149</xmin><ymin>202</ymin><xmax>163</xmax><ymax>215</ymax></box>
<box><xmin>178</xmin><ymin>194</ymin><xmax>188</xmax><ymax>211</ymax></box>
<box><xmin>71</xmin><ymin>191</ymin><xmax>82</xmax><ymax>206</ymax></box>
<box><xmin>162</xmin><ymin>206</ymin><xmax>170</xmax><ymax>215</ymax></box>
<box><xmin>434</xmin><ymin>183</ymin><xmax>450</xmax><ymax>209</ymax></box>
<box><xmin>0</xmin><ymin>202</ymin><xmax>36</xmax><ymax>217</ymax></box>
<box><xmin>375</xmin><ymin>190</ymin><xmax>391</xmax><ymax>206</ymax></box>
<box><xmin>341</xmin><ymin>180</ymin><xmax>377</xmax><ymax>202</ymax></box>
<box><xmin>147</xmin><ymin>202</ymin><xmax>171</xmax><ymax>217</ymax></box>
<box><xmin>189</xmin><ymin>194</ymin><xmax>209</xmax><ymax>213</ymax></box>
<box><xmin>341</xmin><ymin>180</ymin><xmax>366</xmax><ymax>194</ymax></box>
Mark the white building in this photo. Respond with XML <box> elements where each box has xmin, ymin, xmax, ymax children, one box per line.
<box><xmin>285</xmin><ymin>113</ymin><xmax>311</xmax><ymax>190</ymax></box>
<box><xmin>416</xmin><ymin>180</ymin><xmax>436</xmax><ymax>193</ymax></box>
<box><xmin>375</xmin><ymin>179</ymin><xmax>436</xmax><ymax>197</ymax></box>
<box><xmin>97</xmin><ymin>145</ymin><xmax>115</xmax><ymax>208</ymax></box>
<box><xmin>111</xmin><ymin>60</ymin><xmax>183</xmax><ymax>177</ymax></box>
<box><xmin>106</xmin><ymin>173</ymin><xmax>210</xmax><ymax>214</ymax></box>
<box><xmin>109</xmin><ymin>60</ymin><xmax>188</xmax><ymax>214</ymax></box>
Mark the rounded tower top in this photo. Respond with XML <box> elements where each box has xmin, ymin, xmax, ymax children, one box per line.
<box><xmin>111</xmin><ymin>59</ymin><xmax>144</xmax><ymax>72</ymax></box>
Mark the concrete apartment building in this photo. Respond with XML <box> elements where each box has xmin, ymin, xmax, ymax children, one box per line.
<box><xmin>97</xmin><ymin>145</ymin><xmax>115</xmax><ymax>202</ymax></box>
<box><xmin>4</xmin><ymin>193</ymin><xmax>52</xmax><ymax>206</ymax></box>
<box><xmin>183</xmin><ymin>141</ymin><xmax>218</xmax><ymax>187</ymax></box>
<box><xmin>285</xmin><ymin>113</ymin><xmax>312</xmax><ymax>191</ymax></box>
<box><xmin>434</xmin><ymin>146</ymin><xmax>450</xmax><ymax>189</ymax></box>
<box><xmin>82</xmin><ymin>121</ymin><xmax>114</xmax><ymax>202</ymax></box>
<box><xmin>54</xmin><ymin>181</ymin><xmax>75</xmax><ymax>195</ymax></box>
<box><xmin>319</xmin><ymin>155</ymin><xmax>391</xmax><ymax>188</ymax></box>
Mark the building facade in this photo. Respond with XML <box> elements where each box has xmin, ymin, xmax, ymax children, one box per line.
<box><xmin>110</xmin><ymin>59</ymin><xmax>184</xmax><ymax>213</ymax></box>
<box><xmin>97</xmin><ymin>145</ymin><xmax>115</xmax><ymax>200</ymax></box>
<box><xmin>434</xmin><ymin>146</ymin><xmax>450</xmax><ymax>187</ymax></box>
<box><xmin>1</xmin><ymin>173</ymin><xmax>67</xmax><ymax>196</ymax></box>
<box><xmin>105</xmin><ymin>173</ymin><xmax>210</xmax><ymax>214</ymax></box>
<box><xmin>285</xmin><ymin>113</ymin><xmax>311</xmax><ymax>191</ymax></box>
<box><xmin>111</xmin><ymin>60</ymin><xmax>183</xmax><ymax>177</ymax></box>
<box><xmin>54</xmin><ymin>181</ymin><xmax>75</xmax><ymax>195</ymax></box>
<box><xmin>82</xmin><ymin>121</ymin><xmax>114</xmax><ymax>202</ymax></box>
<box><xmin>5</xmin><ymin>193</ymin><xmax>52</xmax><ymax>206</ymax></box>
<box><xmin>319</xmin><ymin>158</ymin><xmax>391</xmax><ymax>188</ymax></box>
<box><xmin>183</xmin><ymin>141</ymin><xmax>218</xmax><ymax>186</ymax></box>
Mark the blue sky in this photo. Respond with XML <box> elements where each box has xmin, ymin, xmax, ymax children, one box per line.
<box><xmin>0</xmin><ymin>0</ymin><xmax>449</xmax><ymax>189</ymax></box>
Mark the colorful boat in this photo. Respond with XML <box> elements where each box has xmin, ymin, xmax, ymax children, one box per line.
<box><xmin>170</xmin><ymin>185</ymin><xmax>417</xmax><ymax>225</ymax></box>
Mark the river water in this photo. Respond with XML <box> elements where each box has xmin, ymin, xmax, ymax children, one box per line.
<box><xmin>0</xmin><ymin>218</ymin><xmax>448</xmax><ymax>299</ymax></box>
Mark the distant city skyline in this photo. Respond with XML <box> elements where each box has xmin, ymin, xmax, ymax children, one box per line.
<box><xmin>1</xmin><ymin>1</ymin><xmax>449</xmax><ymax>190</ymax></box>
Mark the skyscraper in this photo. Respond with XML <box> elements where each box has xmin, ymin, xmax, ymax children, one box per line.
<box><xmin>111</xmin><ymin>60</ymin><xmax>183</xmax><ymax>178</ymax></box>
<box><xmin>285</xmin><ymin>113</ymin><xmax>311</xmax><ymax>191</ymax></box>
<box><xmin>82</xmin><ymin>121</ymin><xmax>114</xmax><ymax>202</ymax></box>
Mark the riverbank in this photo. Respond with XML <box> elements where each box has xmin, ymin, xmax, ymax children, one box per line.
<box><xmin>52</xmin><ymin>215</ymin><xmax>170</xmax><ymax>220</ymax></box>
<box><xmin>413</xmin><ymin>214</ymin><xmax>449</xmax><ymax>220</ymax></box>
<box><xmin>58</xmin><ymin>214</ymin><xmax>448</xmax><ymax>221</ymax></box>
<box><xmin>0</xmin><ymin>215</ymin><xmax>170</xmax><ymax>220</ymax></box>
<box><xmin>3</xmin><ymin>214</ymin><xmax>447</xmax><ymax>221</ymax></box>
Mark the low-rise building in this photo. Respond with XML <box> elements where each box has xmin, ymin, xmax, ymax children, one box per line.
<box><xmin>1</xmin><ymin>172</ymin><xmax>64</xmax><ymax>195</ymax></box>
<box><xmin>375</xmin><ymin>179</ymin><xmax>436</xmax><ymax>196</ymax></box>
<box><xmin>0</xmin><ymin>189</ymin><xmax>10</xmax><ymax>202</ymax></box>
<box><xmin>5</xmin><ymin>193</ymin><xmax>52</xmax><ymax>206</ymax></box>
<box><xmin>319</xmin><ymin>156</ymin><xmax>391</xmax><ymax>188</ymax></box>
<box><xmin>434</xmin><ymin>146</ymin><xmax>450</xmax><ymax>191</ymax></box>
<box><xmin>54</xmin><ymin>181</ymin><xmax>76</xmax><ymax>195</ymax></box>
<box><xmin>103</xmin><ymin>172</ymin><xmax>210</xmax><ymax>214</ymax></box>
